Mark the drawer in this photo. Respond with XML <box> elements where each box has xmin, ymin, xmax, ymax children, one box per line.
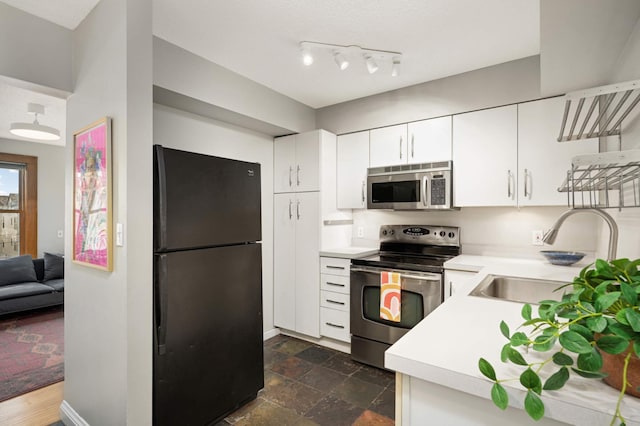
<box><xmin>320</xmin><ymin>274</ymin><xmax>349</xmax><ymax>295</ymax></box>
<box><xmin>320</xmin><ymin>257</ymin><xmax>350</xmax><ymax>276</ymax></box>
<box><xmin>320</xmin><ymin>290</ymin><xmax>349</xmax><ymax>312</ymax></box>
<box><xmin>320</xmin><ymin>307</ymin><xmax>350</xmax><ymax>343</ymax></box>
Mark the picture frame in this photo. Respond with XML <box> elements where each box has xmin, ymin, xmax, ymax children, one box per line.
<box><xmin>72</xmin><ymin>117</ymin><xmax>113</xmax><ymax>271</ymax></box>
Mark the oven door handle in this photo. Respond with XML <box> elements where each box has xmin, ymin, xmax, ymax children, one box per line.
<box><xmin>350</xmin><ymin>265</ymin><xmax>441</xmax><ymax>281</ymax></box>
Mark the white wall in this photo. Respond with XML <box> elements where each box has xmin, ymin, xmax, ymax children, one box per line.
<box><xmin>153</xmin><ymin>103</ymin><xmax>277</xmax><ymax>336</ymax></box>
<box><xmin>0</xmin><ymin>3</ymin><xmax>72</xmax><ymax>93</ymax></box>
<box><xmin>64</xmin><ymin>0</ymin><xmax>152</xmax><ymax>424</ymax></box>
<box><xmin>0</xmin><ymin>137</ymin><xmax>65</xmax><ymax>256</ymax></box>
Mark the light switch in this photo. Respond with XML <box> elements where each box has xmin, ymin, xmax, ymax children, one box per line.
<box><xmin>116</xmin><ymin>223</ymin><xmax>124</xmax><ymax>246</ymax></box>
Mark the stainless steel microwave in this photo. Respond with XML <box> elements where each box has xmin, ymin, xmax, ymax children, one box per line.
<box><xmin>367</xmin><ymin>161</ymin><xmax>455</xmax><ymax>210</ymax></box>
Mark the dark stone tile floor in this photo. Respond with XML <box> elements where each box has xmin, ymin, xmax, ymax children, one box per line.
<box><xmin>216</xmin><ymin>334</ymin><xmax>395</xmax><ymax>426</ymax></box>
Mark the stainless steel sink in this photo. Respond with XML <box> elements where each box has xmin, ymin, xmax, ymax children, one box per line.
<box><xmin>469</xmin><ymin>274</ymin><xmax>568</xmax><ymax>304</ymax></box>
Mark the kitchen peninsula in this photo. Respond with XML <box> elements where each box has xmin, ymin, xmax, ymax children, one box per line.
<box><xmin>386</xmin><ymin>260</ymin><xmax>640</xmax><ymax>426</ymax></box>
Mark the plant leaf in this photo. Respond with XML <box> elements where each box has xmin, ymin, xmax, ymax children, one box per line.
<box><xmin>607</xmin><ymin>322</ymin><xmax>635</xmax><ymax>339</ymax></box>
<box><xmin>521</xmin><ymin>304</ymin><xmax>532</xmax><ymax>321</ymax></box>
<box><xmin>572</xmin><ymin>368</ymin><xmax>608</xmax><ymax>379</ymax></box>
<box><xmin>577</xmin><ymin>348</ymin><xmax>603</xmax><ymax>372</ymax></box>
<box><xmin>491</xmin><ymin>383</ymin><xmax>508</xmax><ymax>410</ymax></box>
<box><xmin>625</xmin><ymin>309</ymin><xmax>640</xmax><ymax>332</ymax></box>
<box><xmin>569</xmin><ymin>323</ymin><xmax>594</xmax><ymax>341</ymax></box>
<box><xmin>507</xmin><ymin>348</ymin><xmax>528</xmax><ymax>366</ymax></box>
<box><xmin>510</xmin><ymin>332</ymin><xmax>529</xmax><ymax>347</ymax></box>
<box><xmin>595</xmin><ymin>291</ymin><xmax>621</xmax><ymax>312</ymax></box>
<box><xmin>634</xmin><ymin>341</ymin><xmax>640</xmax><ymax>358</ymax></box>
<box><xmin>520</xmin><ymin>368</ymin><xmax>542</xmax><ymax>394</ymax></box>
<box><xmin>500</xmin><ymin>343</ymin><xmax>511</xmax><ymax>363</ymax></box>
<box><xmin>617</xmin><ymin>309</ymin><xmax>631</xmax><ymax>326</ymax></box>
<box><xmin>478</xmin><ymin>358</ymin><xmax>497</xmax><ymax>381</ymax></box>
<box><xmin>543</xmin><ymin>367</ymin><xmax>570</xmax><ymax>391</ymax></box>
<box><xmin>533</xmin><ymin>334</ymin><xmax>556</xmax><ymax>352</ymax></box>
<box><xmin>586</xmin><ymin>317</ymin><xmax>607</xmax><ymax>333</ymax></box>
<box><xmin>524</xmin><ymin>390</ymin><xmax>545</xmax><ymax>420</ymax></box>
<box><xmin>596</xmin><ymin>335</ymin><xmax>630</xmax><ymax>355</ymax></box>
<box><xmin>621</xmin><ymin>281</ymin><xmax>638</xmax><ymax>306</ymax></box>
<box><xmin>552</xmin><ymin>352</ymin><xmax>574</xmax><ymax>366</ymax></box>
<box><xmin>624</xmin><ymin>259</ymin><xmax>640</xmax><ymax>276</ymax></box>
<box><xmin>595</xmin><ymin>259</ymin><xmax>615</xmax><ymax>279</ymax></box>
<box><xmin>559</xmin><ymin>330</ymin><xmax>593</xmax><ymax>354</ymax></box>
<box><xmin>500</xmin><ymin>320</ymin><xmax>510</xmax><ymax>339</ymax></box>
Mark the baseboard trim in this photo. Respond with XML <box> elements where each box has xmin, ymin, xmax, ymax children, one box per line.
<box><xmin>263</xmin><ymin>328</ymin><xmax>280</xmax><ymax>341</ymax></box>
<box><xmin>278</xmin><ymin>329</ymin><xmax>351</xmax><ymax>354</ymax></box>
<box><xmin>60</xmin><ymin>400</ymin><xmax>89</xmax><ymax>426</ymax></box>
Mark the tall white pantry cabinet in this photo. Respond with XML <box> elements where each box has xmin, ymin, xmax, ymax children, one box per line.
<box><xmin>273</xmin><ymin>130</ymin><xmax>351</xmax><ymax>338</ymax></box>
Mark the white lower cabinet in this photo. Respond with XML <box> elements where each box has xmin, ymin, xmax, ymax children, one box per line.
<box><xmin>444</xmin><ymin>269</ymin><xmax>478</xmax><ymax>298</ymax></box>
<box><xmin>273</xmin><ymin>192</ymin><xmax>320</xmax><ymax>337</ymax></box>
<box><xmin>319</xmin><ymin>256</ymin><xmax>351</xmax><ymax>343</ymax></box>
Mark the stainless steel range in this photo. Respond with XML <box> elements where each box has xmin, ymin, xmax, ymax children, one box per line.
<box><xmin>350</xmin><ymin>224</ymin><xmax>461</xmax><ymax>370</ymax></box>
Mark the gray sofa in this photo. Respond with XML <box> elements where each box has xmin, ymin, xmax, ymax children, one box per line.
<box><xmin>0</xmin><ymin>253</ymin><xmax>64</xmax><ymax>316</ymax></box>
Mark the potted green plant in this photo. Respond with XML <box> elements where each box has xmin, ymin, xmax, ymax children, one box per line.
<box><xmin>478</xmin><ymin>258</ymin><xmax>640</xmax><ymax>425</ymax></box>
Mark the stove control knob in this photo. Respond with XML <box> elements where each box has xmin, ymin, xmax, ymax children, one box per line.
<box><xmin>382</xmin><ymin>230</ymin><xmax>388</xmax><ymax>236</ymax></box>
<box><xmin>448</xmin><ymin>232</ymin><xmax>455</xmax><ymax>239</ymax></box>
<box><xmin>439</xmin><ymin>231</ymin><xmax>446</xmax><ymax>237</ymax></box>
<box><xmin>389</xmin><ymin>230</ymin><xmax>395</xmax><ymax>235</ymax></box>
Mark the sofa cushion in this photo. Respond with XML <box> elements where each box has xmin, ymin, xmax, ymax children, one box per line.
<box><xmin>0</xmin><ymin>255</ymin><xmax>38</xmax><ymax>286</ymax></box>
<box><xmin>0</xmin><ymin>282</ymin><xmax>53</xmax><ymax>301</ymax></box>
<box><xmin>43</xmin><ymin>278</ymin><xmax>64</xmax><ymax>292</ymax></box>
<box><xmin>43</xmin><ymin>252</ymin><xmax>64</xmax><ymax>282</ymax></box>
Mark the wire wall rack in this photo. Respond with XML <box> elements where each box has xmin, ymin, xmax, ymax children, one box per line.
<box><xmin>558</xmin><ymin>150</ymin><xmax>640</xmax><ymax>209</ymax></box>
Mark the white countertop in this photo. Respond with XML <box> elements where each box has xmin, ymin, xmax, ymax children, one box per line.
<box><xmin>386</xmin><ymin>258</ymin><xmax>640</xmax><ymax>426</ymax></box>
<box><xmin>319</xmin><ymin>246</ymin><xmax>378</xmax><ymax>259</ymax></box>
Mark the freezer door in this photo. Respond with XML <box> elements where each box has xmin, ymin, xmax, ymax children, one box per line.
<box><xmin>153</xmin><ymin>244</ymin><xmax>263</xmax><ymax>426</ymax></box>
<box><xmin>154</xmin><ymin>145</ymin><xmax>262</xmax><ymax>251</ymax></box>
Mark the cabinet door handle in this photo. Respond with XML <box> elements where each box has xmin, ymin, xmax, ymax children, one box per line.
<box><xmin>326</xmin><ymin>299</ymin><xmax>345</xmax><ymax>305</ymax></box>
<box><xmin>361</xmin><ymin>180</ymin><xmax>365</xmax><ymax>204</ymax></box>
<box><xmin>524</xmin><ymin>169</ymin><xmax>530</xmax><ymax>199</ymax></box>
<box><xmin>288</xmin><ymin>199</ymin><xmax>292</xmax><ymax>219</ymax></box>
<box><xmin>296</xmin><ymin>165</ymin><xmax>301</xmax><ymax>186</ymax></box>
<box><xmin>325</xmin><ymin>322</ymin><xmax>345</xmax><ymax>329</ymax></box>
<box><xmin>326</xmin><ymin>281</ymin><xmax>345</xmax><ymax>287</ymax></box>
<box><xmin>411</xmin><ymin>134</ymin><xmax>415</xmax><ymax>158</ymax></box>
<box><xmin>288</xmin><ymin>166</ymin><xmax>292</xmax><ymax>187</ymax></box>
<box><xmin>326</xmin><ymin>265</ymin><xmax>345</xmax><ymax>270</ymax></box>
<box><xmin>399</xmin><ymin>136</ymin><xmax>403</xmax><ymax>159</ymax></box>
<box><xmin>507</xmin><ymin>170</ymin><xmax>513</xmax><ymax>199</ymax></box>
<box><xmin>296</xmin><ymin>199</ymin><xmax>300</xmax><ymax>220</ymax></box>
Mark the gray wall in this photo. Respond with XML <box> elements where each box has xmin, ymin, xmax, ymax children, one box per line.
<box><xmin>0</xmin><ymin>138</ymin><xmax>65</xmax><ymax>256</ymax></box>
<box><xmin>64</xmin><ymin>0</ymin><xmax>152</xmax><ymax>424</ymax></box>
<box><xmin>0</xmin><ymin>3</ymin><xmax>72</xmax><ymax>94</ymax></box>
<box><xmin>153</xmin><ymin>103</ymin><xmax>276</xmax><ymax>336</ymax></box>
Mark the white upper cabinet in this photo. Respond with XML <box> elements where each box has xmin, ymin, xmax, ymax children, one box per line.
<box><xmin>369</xmin><ymin>124</ymin><xmax>408</xmax><ymax>167</ymax></box>
<box><xmin>517</xmin><ymin>97</ymin><xmax>598</xmax><ymax>206</ymax></box>
<box><xmin>337</xmin><ymin>131</ymin><xmax>370</xmax><ymax>209</ymax></box>
<box><xmin>453</xmin><ymin>105</ymin><xmax>518</xmax><ymax>207</ymax></box>
<box><xmin>407</xmin><ymin>116</ymin><xmax>452</xmax><ymax>164</ymax></box>
<box><xmin>274</xmin><ymin>132</ymin><xmax>320</xmax><ymax>193</ymax></box>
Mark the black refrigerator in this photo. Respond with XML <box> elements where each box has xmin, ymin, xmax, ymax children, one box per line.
<box><xmin>153</xmin><ymin>145</ymin><xmax>264</xmax><ymax>426</ymax></box>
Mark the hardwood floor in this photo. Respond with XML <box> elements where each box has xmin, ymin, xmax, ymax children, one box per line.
<box><xmin>0</xmin><ymin>382</ymin><xmax>63</xmax><ymax>426</ymax></box>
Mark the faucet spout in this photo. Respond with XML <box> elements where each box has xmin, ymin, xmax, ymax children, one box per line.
<box><xmin>542</xmin><ymin>209</ymin><xmax>618</xmax><ymax>261</ymax></box>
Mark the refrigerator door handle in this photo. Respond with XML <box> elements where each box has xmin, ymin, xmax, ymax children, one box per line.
<box><xmin>154</xmin><ymin>146</ymin><xmax>168</xmax><ymax>251</ymax></box>
<box><xmin>155</xmin><ymin>254</ymin><xmax>168</xmax><ymax>355</ymax></box>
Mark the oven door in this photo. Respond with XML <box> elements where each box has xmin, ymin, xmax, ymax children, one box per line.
<box><xmin>350</xmin><ymin>265</ymin><xmax>443</xmax><ymax>345</ymax></box>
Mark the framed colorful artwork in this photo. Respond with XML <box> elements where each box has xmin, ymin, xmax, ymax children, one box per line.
<box><xmin>72</xmin><ymin>117</ymin><xmax>113</xmax><ymax>271</ymax></box>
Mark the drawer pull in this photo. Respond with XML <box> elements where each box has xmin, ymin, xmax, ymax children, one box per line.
<box><xmin>326</xmin><ymin>282</ymin><xmax>345</xmax><ymax>287</ymax></box>
<box><xmin>325</xmin><ymin>322</ymin><xmax>345</xmax><ymax>329</ymax></box>
<box><xmin>326</xmin><ymin>299</ymin><xmax>345</xmax><ymax>305</ymax></box>
<box><xmin>326</xmin><ymin>265</ymin><xmax>346</xmax><ymax>270</ymax></box>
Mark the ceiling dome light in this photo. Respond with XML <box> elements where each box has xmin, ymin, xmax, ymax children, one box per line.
<box><xmin>9</xmin><ymin>103</ymin><xmax>60</xmax><ymax>141</ymax></box>
<box><xmin>365</xmin><ymin>54</ymin><xmax>378</xmax><ymax>74</ymax></box>
<box><xmin>333</xmin><ymin>51</ymin><xmax>349</xmax><ymax>71</ymax></box>
<box><xmin>300</xmin><ymin>43</ymin><xmax>314</xmax><ymax>66</ymax></box>
<box><xmin>391</xmin><ymin>57</ymin><xmax>401</xmax><ymax>77</ymax></box>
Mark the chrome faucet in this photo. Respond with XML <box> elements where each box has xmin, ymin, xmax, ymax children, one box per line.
<box><xmin>542</xmin><ymin>208</ymin><xmax>618</xmax><ymax>261</ymax></box>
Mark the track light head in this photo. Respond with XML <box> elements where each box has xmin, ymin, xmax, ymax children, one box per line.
<box><xmin>391</xmin><ymin>57</ymin><xmax>401</xmax><ymax>77</ymax></box>
<box><xmin>333</xmin><ymin>51</ymin><xmax>349</xmax><ymax>71</ymax></box>
<box><xmin>365</xmin><ymin>54</ymin><xmax>378</xmax><ymax>74</ymax></box>
<box><xmin>300</xmin><ymin>43</ymin><xmax>314</xmax><ymax>66</ymax></box>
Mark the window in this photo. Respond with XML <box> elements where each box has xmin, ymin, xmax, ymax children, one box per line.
<box><xmin>0</xmin><ymin>153</ymin><xmax>37</xmax><ymax>258</ymax></box>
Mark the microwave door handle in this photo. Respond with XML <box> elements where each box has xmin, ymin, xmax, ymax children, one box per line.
<box><xmin>422</xmin><ymin>176</ymin><xmax>429</xmax><ymax>206</ymax></box>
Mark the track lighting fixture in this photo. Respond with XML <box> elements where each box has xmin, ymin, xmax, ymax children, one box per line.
<box><xmin>299</xmin><ymin>41</ymin><xmax>401</xmax><ymax>76</ymax></box>
<box><xmin>10</xmin><ymin>103</ymin><xmax>60</xmax><ymax>141</ymax></box>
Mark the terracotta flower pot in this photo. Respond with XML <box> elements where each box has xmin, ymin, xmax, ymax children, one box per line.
<box><xmin>599</xmin><ymin>345</ymin><xmax>640</xmax><ymax>397</ymax></box>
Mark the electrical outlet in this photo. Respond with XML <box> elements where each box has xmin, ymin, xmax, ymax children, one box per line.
<box><xmin>357</xmin><ymin>226</ymin><xmax>364</xmax><ymax>238</ymax></box>
<box><xmin>532</xmin><ymin>230</ymin><xmax>544</xmax><ymax>246</ymax></box>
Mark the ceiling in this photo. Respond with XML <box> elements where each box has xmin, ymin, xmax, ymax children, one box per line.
<box><xmin>0</xmin><ymin>0</ymin><xmax>541</xmax><ymax>142</ymax></box>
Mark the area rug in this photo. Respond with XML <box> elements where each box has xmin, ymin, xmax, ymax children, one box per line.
<box><xmin>0</xmin><ymin>306</ymin><xmax>64</xmax><ymax>402</ymax></box>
